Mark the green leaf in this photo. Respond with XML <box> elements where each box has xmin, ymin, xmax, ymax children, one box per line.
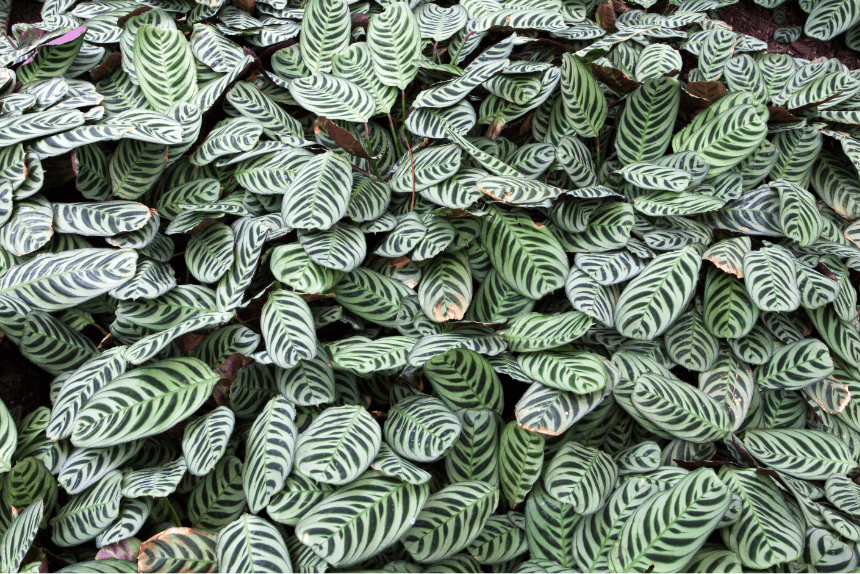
<box><xmin>0</xmin><ymin>499</ymin><xmax>42</xmax><ymax>573</ymax></box>
<box><xmin>216</xmin><ymin>515</ymin><xmax>291</xmax><ymax>573</ymax></box>
<box><xmin>289</xmin><ymin>73</ymin><xmax>376</xmax><ymax>123</ymax></box>
<box><xmin>423</xmin><ymin>348</ymin><xmax>504</xmax><ymax>415</ymax></box>
<box><xmin>385</xmin><ymin>394</ymin><xmax>461</xmax><ymax>463</ymax></box>
<box><xmin>560</xmin><ymin>54</ymin><xmax>607</xmax><ymax>138</ymax></box>
<box><xmin>282</xmin><ymin>151</ymin><xmax>352</xmax><ymax>230</ymax></box>
<box><xmin>300</xmin><ymin>0</ymin><xmax>350</xmax><ymax>73</ymax></box>
<box><xmin>294</xmin><ymin>405</ymin><xmax>381</xmax><ymax>485</ymax></box>
<box><xmin>609</xmin><ymin>468</ymin><xmax>732</xmax><ymax>573</ymax></box>
<box><xmin>71</xmin><ymin>357</ymin><xmax>219</xmax><ymax>448</ymax></box>
<box><xmin>133</xmin><ymin>25</ymin><xmax>197</xmax><ymax>112</ymax></box>
<box><xmin>518</xmin><ymin>351</ymin><xmax>608</xmax><ymax>394</ymax></box>
<box><xmin>182</xmin><ymin>406</ymin><xmax>235</xmax><ymax>477</ymax></box>
<box><xmin>756</xmin><ymin>338</ymin><xmax>833</xmax><ymax>390</ymax></box>
<box><xmin>543</xmin><ymin>441</ymin><xmax>617</xmax><ymax>514</ymax></box>
<box><xmin>139</xmin><ymin>527</ymin><xmax>217</xmax><ymax>573</ymax></box>
<box><xmin>467</xmin><ymin>513</ymin><xmax>528</xmax><ymax>565</ymax></box>
<box><xmin>51</xmin><ymin>471</ymin><xmax>122</xmax><ymax>547</ymax></box>
<box><xmin>188</xmin><ymin>456</ymin><xmax>247</xmax><ymax>531</ymax></box>
<box><xmin>446</xmin><ymin>409</ymin><xmax>501</xmax><ymax>486</ymax></box>
<box><xmin>261</xmin><ymin>290</ymin><xmax>316</xmax><ymax>370</ymax></box>
<box><xmin>632</xmin><ymin>373</ymin><xmax>730</xmax><ymax>442</ymax></box>
<box><xmin>367</xmin><ymin>2</ymin><xmax>422</xmax><ymax>90</ymax></box>
<box><xmin>614</xmin><ymin>243</ymin><xmax>704</xmax><ymax>340</ymax></box>
<box><xmin>243</xmin><ymin>396</ymin><xmax>298</xmax><ymax>513</ymax></box>
<box><xmin>500</xmin><ymin>422</ymin><xmax>544</xmax><ymax>507</ymax></box>
<box><xmin>481</xmin><ymin>206</ymin><xmax>568</xmax><ymax>300</ymax></box>
<box><xmin>743</xmin><ymin>429</ymin><xmax>855</xmax><ymax>480</ymax></box>
<box><xmin>402</xmin><ymin>480</ymin><xmax>499</xmax><ymax>563</ymax></box>
<box><xmin>742</xmin><ymin>246</ymin><xmax>801</xmax><ymax>312</ymax></box>
<box><xmin>121</xmin><ymin>456</ymin><xmax>186</xmax><ymax>498</ymax></box>
<box><xmin>296</xmin><ymin>470</ymin><xmax>430</xmax><ymax>567</ymax></box>
<box><xmin>718</xmin><ymin>465</ymin><xmax>804</xmax><ymax>569</ymax></box>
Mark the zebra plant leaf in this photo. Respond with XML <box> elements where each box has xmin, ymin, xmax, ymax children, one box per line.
<box><xmin>294</xmin><ymin>405</ymin><xmax>381</xmax><ymax>485</ymax></box>
<box><xmin>742</xmin><ymin>247</ymin><xmax>801</xmax><ymax>312</ymax></box>
<box><xmin>289</xmin><ymin>73</ymin><xmax>376</xmax><ymax>123</ymax></box>
<box><xmin>133</xmin><ymin>25</ymin><xmax>197</xmax><ymax>112</ymax></box>
<box><xmin>385</xmin><ymin>394</ymin><xmax>461</xmax><ymax>462</ymax></box>
<box><xmin>243</xmin><ymin>396</ymin><xmax>298</xmax><ymax>513</ymax></box>
<box><xmin>139</xmin><ymin>527</ymin><xmax>217</xmax><ymax>573</ymax></box>
<box><xmin>216</xmin><ymin>515</ymin><xmax>291</xmax><ymax>573</ymax></box>
<box><xmin>182</xmin><ymin>406</ymin><xmax>235</xmax><ymax>477</ymax></box>
<box><xmin>402</xmin><ymin>480</ymin><xmax>499</xmax><ymax>563</ymax></box>
<box><xmin>295</xmin><ymin>470</ymin><xmax>430</xmax><ymax>567</ymax></box>
<box><xmin>560</xmin><ymin>53</ymin><xmax>607</xmax><ymax>138</ymax></box>
<box><xmin>51</xmin><ymin>471</ymin><xmax>122</xmax><ymax>547</ymax></box>
<box><xmin>367</xmin><ymin>2</ymin><xmax>422</xmax><ymax>90</ymax></box>
<box><xmin>543</xmin><ymin>441</ymin><xmax>617</xmax><ymax>514</ymax></box>
<box><xmin>743</xmin><ymin>429</ymin><xmax>855</xmax><ymax>480</ymax></box>
<box><xmin>299</xmin><ymin>0</ymin><xmax>350</xmax><ymax>74</ymax></box>
<box><xmin>260</xmin><ymin>290</ymin><xmax>316</xmax><ymax>370</ymax></box>
<box><xmin>0</xmin><ymin>499</ymin><xmax>42</xmax><ymax>574</ymax></box>
<box><xmin>614</xmin><ymin>243</ymin><xmax>704</xmax><ymax>341</ymax></box>
<box><xmin>609</xmin><ymin>468</ymin><xmax>732</xmax><ymax>573</ymax></box>
<box><xmin>71</xmin><ymin>357</ymin><xmax>219</xmax><ymax>448</ymax></box>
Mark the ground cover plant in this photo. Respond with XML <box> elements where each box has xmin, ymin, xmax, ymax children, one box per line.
<box><xmin>0</xmin><ymin>0</ymin><xmax>859</xmax><ymax>571</ymax></box>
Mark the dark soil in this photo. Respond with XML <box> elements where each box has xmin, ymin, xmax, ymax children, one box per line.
<box><xmin>717</xmin><ymin>1</ymin><xmax>860</xmax><ymax>68</ymax></box>
<box><xmin>0</xmin><ymin>337</ymin><xmax>53</xmax><ymax>416</ymax></box>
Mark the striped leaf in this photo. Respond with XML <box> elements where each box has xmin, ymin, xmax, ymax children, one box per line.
<box><xmin>71</xmin><ymin>357</ymin><xmax>219</xmax><ymax>448</ymax></box>
<box><xmin>544</xmin><ymin>441</ymin><xmax>617</xmax><ymax>515</ymax></box>
<box><xmin>673</xmin><ymin>105</ymin><xmax>767</xmax><ymax>176</ymax></box>
<box><xmin>742</xmin><ymin>247</ymin><xmax>800</xmax><ymax>312</ymax></box>
<box><xmin>295</xmin><ymin>470</ymin><xmax>429</xmax><ymax>566</ymax></box>
<box><xmin>574</xmin><ymin>477</ymin><xmax>657</xmax><ymax>572</ymax></box>
<box><xmin>615</xmin><ymin>78</ymin><xmax>681</xmax><ymax>164</ymax></box>
<box><xmin>51</xmin><ymin>470</ymin><xmax>122</xmax><ymax>547</ymax></box>
<box><xmin>289</xmin><ymin>73</ymin><xmax>375</xmax><ymax>123</ymax></box>
<box><xmin>270</xmin><ymin>244</ymin><xmax>341</xmax><ymax>294</ymax></box>
<box><xmin>516</xmin><ymin>380</ymin><xmax>613</xmax><ymax>436</ymax></box>
<box><xmin>282</xmin><ymin>151</ymin><xmax>352</xmax><ymax>230</ymax></box>
<box><xmin>299</xmin><ymin>0</ymin><xmax>350</xmax><ymax>73</ymax></box>
<box><xmin>385</xmin><ymin>394</ymin><xmax>461</xmax><ymax>463</ymax></box>
<box><xmin>121</xmin><ymin>456</ymin><xmax>186</xmax><ymax>498</ymax></box>
<box><xmin>518</xmin><ymin>351</ymin><xmax>608</xmax><ymax>394</ymax></box>
<box><xmin>743</xmin><ymin>429</ymin><xmax>855</xmax><ymax>480</ymax></box>
<box><xmin>402</xmin><ymin>480</ymin><xmax>499</xmax><ymax>563</ymax></box>
<box><xmin>188</xmin><ymin>456</ymin><xmax>247</xmax><ymax>531</ymax></box>
<box><xmin>418</xmin><ymin>250</ymin><xmax>472</xmax><ymax>322</ymax></box>
<box><xmin>331</xmin><ymin>336</ymin><xmax>416</xmax><ymax>374</ymax></box>
<box><xmin>718</xmin><ymin>465</ymin><xmax>804</xmax><ymax>569</ymax></box>
<box><xmin>21</xmin><ymin>310</ymin><xmax>96</xmax><ymax>375</ymax></box>
<box><xmin>446</xmin><ymin>409</ymin><xmax>501</xmax><ymax>486</ymax></box>
<box><xmin>756</xmin><ymin>338</ymin><xmax>833</xmax><ymax>390</ymax></box>
<box><xmin>298</xmin><ymin>222</ymin><xmax>366</xmax><ymax>272</ymax></box>
<box><xmin>139</xmin><ymin>527</ymin><xmax>217</xmax><ymax>573</ymax></box>
<box><xmin>243</xmin><ymin>396</ymin><xmax>297</xmax><ymax>513</ymax></box>
<box><xmin>0</xmin><ymin>248</ymin><xmax>137</xmax><ymax>311</ymax></box>
<box><xmin>294</xmin><ymin>405</ymin><xmax>381</xmax><ymax>485</ymax></box>
<box><xmin>57</xmin><ymin>441</ymin><xmax>142</xmax><ymax>495</ymax></box>
<box><xmin>632</xmin><ymin>373</ymin><xmax>730</xmax><ymax>442</ymax></box>
<box><xmin>95</xmin><ymin>496</ymin><xmax>152</xmax><ymax>548</ymax></box>
<box><xmin>525</xmin><ymin>481</ymin><xmax>579</xmax><ymax>567</ymax></box>
<box><xmin>500</xmin><ymin>422</ymin><xmax>544</xmax><ymax>507</ymax></box>
<box><xmin>481</xmin><ymin>206</ymin><xmax>567</xmax><ymax>299</ymax></box>
<box><xmin>0</xmin><ymin>195</ymin><xmax>53</xmax><ymax>256</ymax></box>
<box><xmin>423</xmin><ymin>348</ymin><xmax>504</xmax><ymax>415</ymax></box>
<box><xmin>261</xmin><ymin>290</ymin><xmax>316</xmax><ymax>370</ymax></box>
<box><xmin>182</xmin><ymin>406</ymin><xmax>235</xmax><ymax>477</ymax></box>
<box><xmin>559</xmin><ymin>54</ymin><xmax>607</xmax><ymax>138</ymax></box>
<box><xmin>367</xmin><ymin>2</ymin><xmax>422</xmax><ymax>90</ymax></box>
<box><xmin>610</xmin><ymin>470</ymin><xmax>730</xmax><ymax>572</ymax></box>
<box><xmin>0</xmin><ymin>499</ymin><xmax>42</xmax><ymax>574</ymax></box>
<box><xmin>267</xmin><ymin>470</ymin><xmax>335</xmax><ymax>526</ymax></box>
<box><xmin>703</xmin><ymin>266</ymin><xmax>759</xmax><ymax>339</ymax></box>
<box><xmin>185</xmin><ymin>223</ymin><xmax>234</xmax><ymax>284</ymax></box>
<box><xmin>614</xmin><ymin>243</ymin><xmax>704</xmax><ymax>340</ymax></box>
<box><xmin>468</xmin><ymin>513</ymin><xmax>528</xmax><ymax>565</ymax></box>
<box><xmin>216</xmin><ymin>516</ymin><xmax>291</xmax><ymax>573</ymax></box>
<box><xmin>133</xmin><ymin>25</ymin><xmax>197</xmax><ymax>112</ymax></box>
<box><xmin>276</xmin><ymin>354</ymin><xmax>336</xmax><ymax>406</ymax></box>
<box><xmin>332</xmin><ymin>44</ymin><xmax>398</xmax><ymax>116</ymax></box>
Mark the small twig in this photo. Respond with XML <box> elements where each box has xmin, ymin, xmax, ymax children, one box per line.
<box><xmin>350</xmin><ymin>164</ymin><xmax>378</xmax><ymax>180</ymax></box>
<box><xmin>401</xmin><ymin>137</ymin><xmax>416</xmax><ymax>211</ymax></box>
<box><xmin>450</xmin><ymin>31</ymin><xmax>473</xmax><ymax>65</ymax></box>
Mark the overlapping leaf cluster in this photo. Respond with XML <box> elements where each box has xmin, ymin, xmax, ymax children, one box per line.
<box><xmin>0</xmin><ymin>0</ymin><xmax>859</xmax><ymax>571</ymax></box>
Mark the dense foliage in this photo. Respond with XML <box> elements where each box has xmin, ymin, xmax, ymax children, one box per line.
<box><xmin>0</xmin><ymin>0</ymin><xmax>860</xmax><ymax>572</ymax></box>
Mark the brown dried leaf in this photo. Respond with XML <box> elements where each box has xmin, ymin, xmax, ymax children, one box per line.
<box><xmin>590</xmin><ymin>63</ymin><xmax>641</xmax><ymax>95</ymax></box>
<box><xmin>315</xmin><ymin>117</ymin><xmax>373</xmax><ymax>162</ymax></box>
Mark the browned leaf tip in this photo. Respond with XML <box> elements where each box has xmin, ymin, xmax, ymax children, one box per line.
<box><xmin>117</xmin><ymin>7</ymin><xmax>151</xmax><ymax>28</ymax></box>
<box><xmin>89</xmin><ymin>52</ymin><xmax>121</xmax><ymax>82</ymax></box>
<box><xmin>589</xmin><ymin>64</ymin><xmax>641</xmax><ymax>95</ymax></box>
<box><xmin>680</xmin><ymin>81</ymin><xmax>728</xmax><ymax>118</ymax></box>
<box><xmin>315</xmin><ymin>117</ymin><xmax>374</xmax><ymax>162</ymax></box>
<box><xmin>767</xmin><ymin>106</ymin><xmax>801</xmax><ymax>124</ymax></box>
<box><xmin>175</xmin><ymin>332</ymin><xmax>207</xmax><ymax>355</ymax></box>
<box><xmin>213</xmin><ymin>353</ymin><xmax>254</xmax><ymax>383</ymax></box>
<box><xmin>596</xmin><ymin>3</ymin><xmax>616</xmax><ymax>31</ymax></box>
